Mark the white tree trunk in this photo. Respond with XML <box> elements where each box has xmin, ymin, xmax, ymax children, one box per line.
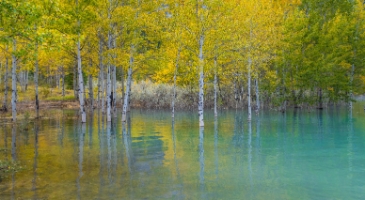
<box><xmin>98</xmin><ymin>35</ymin><xmax>105</xmax><ymax>112</ymax></box>
<box><xmin>11</xmin><ymin>39</ymin><xmax>17</xmax><ymax>122</ymax></box>
<box><xmin>349</xmin><ymin>63</ymin><xmax>355</xmax><ymax>109</ymax></box>
<box><xmin>88</xmin><ymin>74</ymin><xmax>93</xmax><ymax>109</ymax></box>
<box><xmin>198</xmin><ymin>35</ymin><xmax>205</xmax><ymax>127</ymax></box>
<box><xmin>97</xmin><ymin>68</ymin><xmax>101</xmax><ymax>108</ymax></box>
<box><xmin>25</xmin><ymin>70</ymin><xmax>28</xmax><ymax>91</ymax></box>
<box><xmin>247</xmin><ymin>58</ymin><xmax>252</xmax><ymax>121</ymax></box>
<box><xmin>112</xmin><ymin>65</ymin><xmax>117</xmax><ymax>115</ymax></box>
<box><xmin>107</xmin><ymin>65</ymin><xmax>112</xmax><ymax>122</ymax></box>
<box><xmin>106</xmin><ymin>28</ymin><xmax>113</xmax><ymax>121</ymax></box>
<box><xmin>35</xmin><ymin>42</ymin><xmax>40</xmax><ymax>118</ymax></box>
<box><xmin>172</xmin><ymin>47</ymin><xmax>181</xmax><ymax>120</ymax></box>
<box><xmin>62</xmin><ymin>66</ymin><xmax>65</xmax><ymax>98</ymax></box>
<box><xmin>121</xmin><ymin>68</ymin><xmax>125</xmax><ymax>106</ymax></box>
<box><xmin>255</xmin><ymin>78</ymin><xmax>260</xmax><ymax>113</ymax></box>
<box><xmin>77</xmin><ymin>38</ymin><xmax>86</xmax><ymax>123</ymax></box>
<box><xmin>2</xmin><ymin>52</ymin><xmax>8</xmax><ymax>110</ymax></box>
<box><xmin>122</xmin><ymin>65</ymin><xmax>132</xmax><ymax>122</ymax></box>
<box><xmin>214</xmin><ymin>57</ymin><xmax>218</xmax><ymax>117</ymax></box>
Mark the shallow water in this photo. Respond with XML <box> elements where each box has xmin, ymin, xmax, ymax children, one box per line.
<box><xmin>1</xmin><ymin>104</ymin><xmax>365</xmax><ymax>199</ymax></box>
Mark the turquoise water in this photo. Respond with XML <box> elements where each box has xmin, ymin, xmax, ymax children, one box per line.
<box><xmin>1</xmin><ymin>104</ymin><xmax>365</xmax><ymax>199</ymax></box>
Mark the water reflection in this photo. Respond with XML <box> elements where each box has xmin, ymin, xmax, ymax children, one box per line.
<box><xmin>248</xmin><ymin>120</ymin><xmax>252</xmax><ymax>185</ymax></box>
<box><xmin>0</xmin><ymin>108</ymin><xmax>365</xmax><ymax>199</ymax></box>
<box><xmin>98</xmin><ymin>113</ymin><xmax>105</xmax><ymax>197</ymax></box>
<box><xmin>32</xmin><ymin>122</ymin><xmax>39</xmax><ymax>199</ymax></box>
<box><xmin>214</xmin><ymin>117</ymin><xmax>219</xmax><ymax>179</ymax></box>
<box><xmin>11</xmin><ymin>124</ymin><xmax>16</xmax><ymax>200</ymax></box>
<box><xmin>76</xmin><ymin>124</ymin><xmax>85</xmax><ymax>200</ymax></box>
<box><xmin>171</xmin><ymin>121</ymin><xmax>182</xmax><ymax>194</ymax></box>
<box><xmin>11</xmin><ymin>125</ymin><xmax>16</xmax><ymax>161</ymax></box>
<box><xmin>199</xmin><ymin>126</ymin><xmax>205</xmax><ymax>198</ymax></box>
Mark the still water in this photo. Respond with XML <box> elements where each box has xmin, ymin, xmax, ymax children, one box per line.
<box><xmin>1</xmin><ymin>104</ymin><xmax>365</xmax><ymax>199</ymax></box>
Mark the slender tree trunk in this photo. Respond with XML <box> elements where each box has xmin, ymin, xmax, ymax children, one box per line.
<box><xmin>11</xmin><ymin>39</ymin><xmax>17</xmax><ymax>122</ymax></box>
<box><xmin>77</xmin><ymin>38</ymin><xmax>86</xmax><ymax>123</ymax></box>
<box><xmin>98</xmin><ymin>37</ymin><xmax>105</xmax><ymax>112</ymax></box>
<box><xmin>62</xmin><ymin>66</ymin><xmax>65</xmax><ymax>99</ymax></box>
<box><xmin>255</xmin><ymin>78</ymin><xmax>260</xmax><ymax>113</ymax></box>
<box><xmin>121</xmin><ymin>67</ymin><xmax>125</xmax><ymax>106</ymax></box>
<box><xmin>122</xmin><ymin>50</ymin><xmax>133</xmax><ymax>122</ymax></box>
<box><xmin>214</xmin><ymin>57</ymin><xmax>218</xmax><ymax>117</ymax></box>
<box><xmin>318</xmin><ymin>88</ymin><xmax>323</xmax><ymax>109</ymax></box>
<box><xmin>73</xmin><ymin>64</ymin><xmax>78</xmax><ymax>100</ymax></box>
<box><xmin>25</xmin><ymin>70</ymin><xmax>28</xmax><ymax>91</ymax></box>
<box><xmin>2</xmin><ymin>51</ymin><xmax>8</xmax><ymax>111</ymax></box>
<box><xmin>112</xmin><ymin>65</ymin><xmax>116</xmax><ymax>115</ymax></box>
<box><xmin>107</xmin><ymin>65</ymin><xmax>112</xmax><ymax>122</ymax></box>
<box><xmin>247</xmin><ymin>58</ymin><xmax>252</xmax><ymax>121</ymax></box>
<box><xmin>172</xmin><ymin>47</ymin><xmax>181</xmax><ymax>120</ymax></box>
<box><xmin>198</xmin><ymin>35</ymin><xmax>205</xmax><ymax>127</ymax></box>
<box><xmin>35</xmin><ymin>42</ymin><xmax>40</xmax><ymax>118</ymax></box>
<box><xmin>106</xmin><ymin>28</ymin><xmax>113</xmax><ymax>121</ymax></box>
<box><xmin>112</xmin><ymin>40</ymin><xmax>117</xmax><ymax>114</ymax></box>
<box><xmin>97</xmin><ymin>70</ymin><xmax>101</xmax><ymax>108</ymax></box>
<box><xmin>88</xmin><ymin>74</ymin><xmax>93</xmax><ymax>109</ymax></box>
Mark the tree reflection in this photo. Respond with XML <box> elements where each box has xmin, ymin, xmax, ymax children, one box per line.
<box><xmin>199</xmin><ymin>126</ymin><xmax>205</xmax><ymax>198</ymax></box>
<box><xmin>214</xmin><ymin>116</ymin><xmax>219</xmax><ymax>179</ymax></box>
<box><xmin>11</xmin><ymin>124</ymin><xmax>16</xmax><ymax>200</ymax></box>
<box><xmin>11</xmin><ymin>125</ymin><xmax>16</xmax><ymax>161</ymax></box>
<box><xmin>98</xmin><ymin>113</ymin><xmax>105</xmax><ymax>197</ymax></box>
<box><xmin>77</xmin><ymin>124</ymin><xmax>85</xmax><ymax>200</ymax></box>
<box><xmin>32</xmin><ymin>122</ymin><xmax>39</xmax><ymax>199</ymax></box>
<box><xmin>248</xmin><ymin>120</ymin><xmax>252</xmax><ymax>185</ymax></box>
<box><xmin>88</xmin><ymin>110</ymin><xmax>93</xmax><ymax>148</ymax></box>
<box><xmin>171</xmin><ymin>121</ymin><xmax>182</xmax><ymax>195</ymax></box>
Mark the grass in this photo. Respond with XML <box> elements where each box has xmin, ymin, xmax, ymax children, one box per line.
<box><xmin>0</xmin><ymin>84</ymin><xmax>76</xmax><ymax>103</ymax></box>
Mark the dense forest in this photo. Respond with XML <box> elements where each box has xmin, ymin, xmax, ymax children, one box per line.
<box><xmin>1</xmin><ymin>0</ymin><xmax>365</xmax><ymax>124</ymax></box>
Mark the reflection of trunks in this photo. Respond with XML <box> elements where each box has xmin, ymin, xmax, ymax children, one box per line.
<box><xmin>131</xmin><ymin>135</ymin><xmax>165</xmax><ymax>173</ymax></box>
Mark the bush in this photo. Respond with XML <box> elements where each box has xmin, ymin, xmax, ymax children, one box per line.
<box><xmin>129</xmin><ymin>80</ymin><xmax>242</xmax><ymax>110</ymax></box>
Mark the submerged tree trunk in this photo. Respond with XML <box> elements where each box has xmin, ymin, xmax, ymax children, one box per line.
<box><xmin>122</xmin><ymin>49</ymin><xmax>133</xmax><ymax>122</ymax></box>
<box><xmin>73</xmin><ymin>64</ymin><xmax>78</xmax><ymax>100</ymax></box>
<box><xmin>349</xmin><ymin>61</ymin><xmax>355</xmax><ymax>109</ymax></box>
<box><xmin>121</xmin><ymin>67</ymin><xmax>125</xmax><ymax>107</ymax></box>
<box><xmin>25</xmin><ymin>70</ymin><xmax>28</xmax><ymax>91</ymax></box>
<box><xmin>11</xmin><ymin>39</ymin><xmax>17</xmax><ymax>122</ymax></box>
<box><xmin>88</xmin><ymin>74</ymin><xmax>93</xmax><ymax>109</ymax></box>
<box><xmin>198</xmin><ymin>35</ymin><xmax>205</xmax><ymax>127</ymax></box>
<box><xmin>98</xmin><ymin>35</ymin><xmax>105</xmax><ymax>112</ymax></box>
<box><xmin>112</xmin><ymin>65</ymin><xmax>116</xmax><ymax>115</ymax></box>
<box><xmin>107</xmin><ymin>65</ymin><xmax>112</xmax><ymax>122</ymax></box>
<box><xmin>34</xmin><ymin>42</ymin><xmax>40</xmax><ymax>118</ymax></box>
<box><xmin>255</xmin><ymin>78</ymin><xmax>260</xmax><ymax>113</ymax></box>
<box><xmin>214</xmin><ymin>57</ymin><xmax>218</xmax><ymax>117</ymax></box>
<box><xmin>318</xmin><ymin>88</ymin><xmax>323</xmax><ymax>109</ymax></box>
<box><xmin>62</xmin><ymin>66</ymin><xmax>65</xmax><ymax>99</ymax></box>
<box><xmin>2</xmin><ymin>52</ymin><xmax>9</xmax><ymax>111</ymax></box>
<box><xmin>77</xmin><ymin>38</ymin><xmax>86</xmax><ymax>123</ymax></box>
<box><xmin>172</xmin><ymin>47</ymin><xmax>181</xmax><ymax>120</ymax></box>
<box><xmin>247</xmin><ymin>58</ymin><xmax>252</xmax><ymax>121</ymax></box>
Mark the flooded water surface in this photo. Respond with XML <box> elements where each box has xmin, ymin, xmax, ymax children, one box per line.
<box><xmin>1</xmin><ymin>104</ymin><xmax>365</xmax><ymax>199</ymax></box>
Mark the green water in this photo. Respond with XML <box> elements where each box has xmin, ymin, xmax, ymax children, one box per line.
<box><xmin>1</xmin><ymin>104</ymin><xmax>365</xmax><ymax>199</ymax></box>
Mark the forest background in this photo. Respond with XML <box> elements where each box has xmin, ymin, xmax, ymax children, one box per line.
<box><xmin>1</xmin><ymin>0</ymin><xmax>365</xmax><ymax>124</ymax></box>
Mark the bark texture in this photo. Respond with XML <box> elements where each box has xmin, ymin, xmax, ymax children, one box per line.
<box><xmin>11</xmin><ymin>39</ymin><xmax>17</xmax><ymax>122</ymax></box>
<box><xmin>77</xmin><ymin>39</ymin><xmax>86</xmax><ymax>123</ymax></box>
<box><xmin>198</xmin><ymin>35</ymin><xmax>205</xmax><ymax>127</ymax></box>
